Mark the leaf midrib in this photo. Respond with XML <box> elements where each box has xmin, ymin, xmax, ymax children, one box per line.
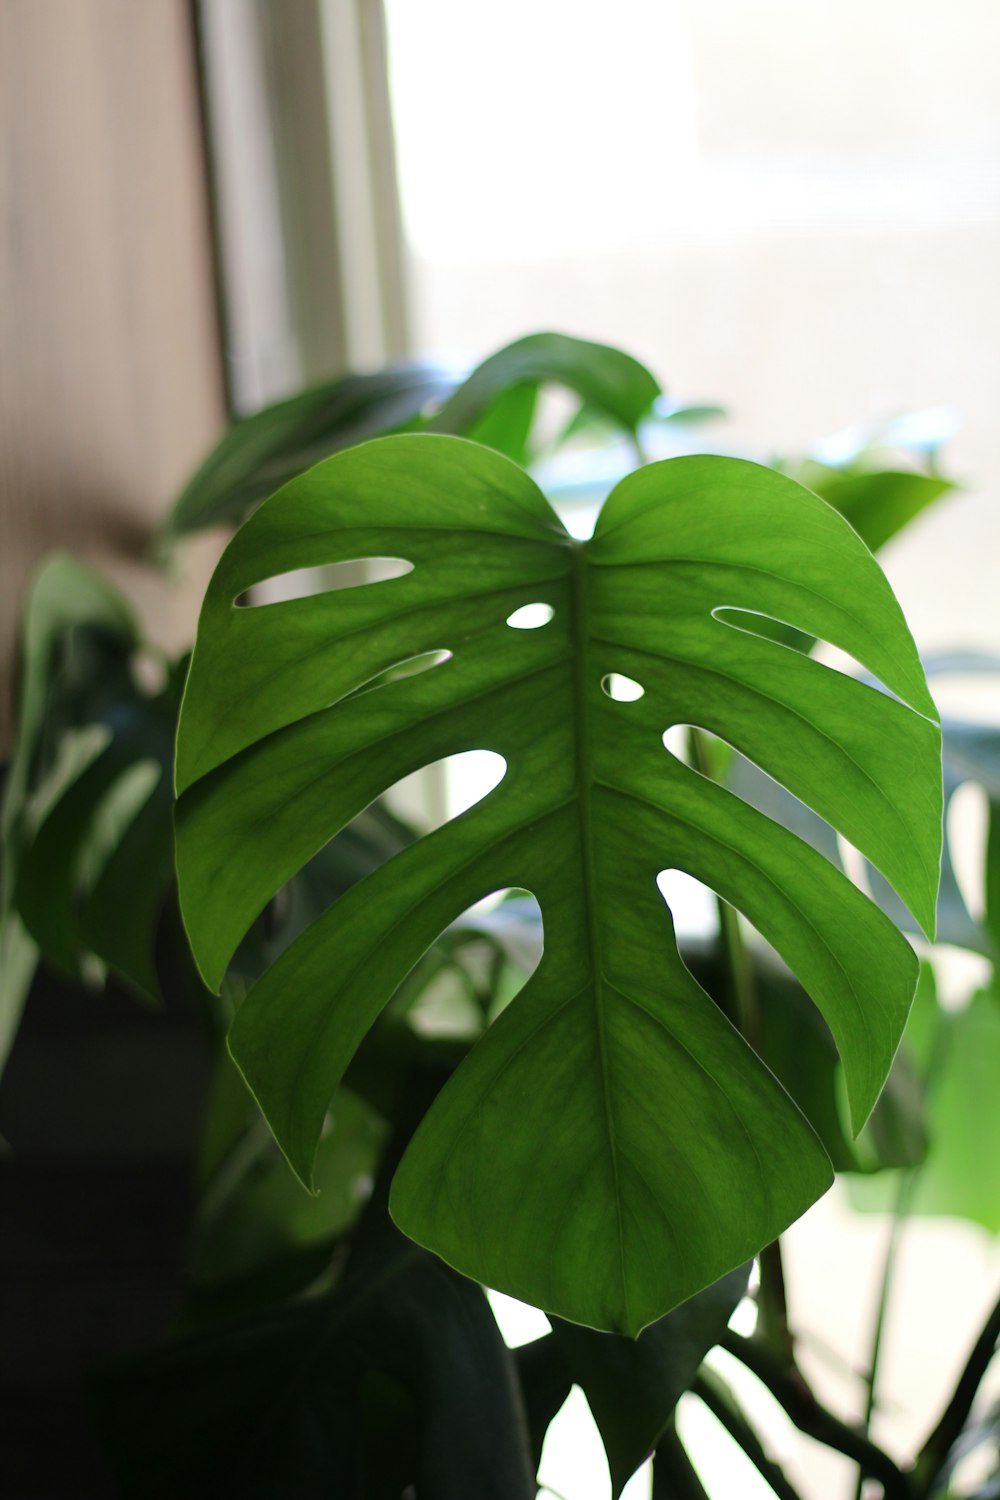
<box><xmin>572</xmin><ymin>541</ymin><xmax>630</xmax><ymax>1330</ymax></box>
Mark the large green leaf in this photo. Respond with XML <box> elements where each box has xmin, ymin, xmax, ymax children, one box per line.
<box><xmin>176</xmin><ymin>435</ymin><xmax>941</xmax><ymax>1333</ymax></box>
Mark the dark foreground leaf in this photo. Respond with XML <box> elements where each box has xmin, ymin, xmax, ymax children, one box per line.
<box><xmin>92</xmin><ymin>1219</ymin><xmax>534</xmax><ymax>1500</ymax></box>
<box><xmin>552</xmin><ymin>1264</ymin><xmax>750</xmax><ymax>1495</ymax></box>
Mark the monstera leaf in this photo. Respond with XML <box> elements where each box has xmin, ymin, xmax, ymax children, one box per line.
<box><xmin>175</xmin><ymin>435</ymin><xmax>941</xmax><ymax>1333</ymax></box>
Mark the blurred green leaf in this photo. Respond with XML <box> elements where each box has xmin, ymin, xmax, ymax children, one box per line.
<box><xmin>14</xmin><ymin>657</ymin><xmax>183</xmax><ymax>1001</ymax></box>
<box><xmin>429</xmin><ymin>331</ymin><xmax>660</xmax><ymax>443</ymax></box>
<box><xmin>867</xmin><ymin>767</ymin><xmax>990</xmax><ymax>958</ymax></box>
<box><xmin>164</xmin><ymin>362</ymin><xmax>462</xmax><ymax>539</ymax></box>
<box><xmin>164</xmin><ymin>334</ymin><xmax>662</xmax><ymax>544</ymax></box>
<box><xmin>190</xmin><ymin>1078</ymin><xmax>387</xmax><ymax>1306</ymax></box>
<box><xmin>1</xmin><ymin>556</ymin><xmax>141</xmax><ymax>1068</ymax></box>
<box><xmin>799</xmin><ymin>467</ymin><xmax>955</xmax><ymax>555</ymax></box>
<box><xmin>849</xmin><ymin>980</ymin><xmax>1000</xmax><ymax>1231</ymax></box>
<box><xmin>756</xmin><ymin>960</ymin><xmax>927</xmax><ymax>1176</ymax></box>
<box><xmin>464</xmin><ymin>380</ymin><xmax>539</xmax><ymax>465</ymax></box>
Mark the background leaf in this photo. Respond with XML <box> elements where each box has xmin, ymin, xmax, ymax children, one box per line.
<box><xmin>849</xmin><ymin>979</ymin><xmax>1000</xmax><ymax>1232</ymax></box>
<box><xmin>1</xmin><ymin>556</ymin><xmax>141</xmax><ymax>1067</ymax></box>
<box><xmin>428</xmin><ymin>331</ymin><xmax>661</xmax><ymax>447</ymax></box>
<box><xmin>792</xmin><ymin>466</ymin><xmax>955</xmax><ymax>555</ymax></box>
<box><xmin>163</xmin><ymin>361</ymin><xmax>461</xmax><ymax>539</ymax></box>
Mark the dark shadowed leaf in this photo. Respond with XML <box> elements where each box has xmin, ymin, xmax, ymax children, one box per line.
<box><xmin>515</xmin><ymin>1335</ymin><xmax>573</xmax><ymax>1474</ymax></box>
<box><xmin>14</xmin><ymin>657</ymin><xmax>183</xmax><ymax>1002</ymax></box>
<box><xmin>92</xmin><ymin>1215</ymin><xmax>534</xmax><ymax>1500</ymax></box>
<box><xmin>552</xmin><ymin>1264</ymin><xmax>751</xmax><ymax>1495</ymax></box>
<box><xmin>652</xmin><ymin>1426</ymin><xmax>713</xmax><ymax>1499</ymax></box>
<box><xmin>163</xmin><ymin>362</ymin><xmax>462</xmax><ymax>539</ymax></box>
<box><xmin>1</xmin><ymin>556</ymin><xmax>141</xmax><ymax>1065</ymax></box>
<box><xmin>753</xmin><ymin>960</ymin><xmax>927</xmax><ymax>1176</ymax></box>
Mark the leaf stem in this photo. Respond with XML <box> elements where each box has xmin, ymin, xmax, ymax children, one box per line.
<box><xmin>653</xmin><ymin>1424</ymin><xmax>713</xmax><ymax>1499</ymax></box>
<box><xmin>757</xmin><ymin>1240</ymin><xmax>797</xmax><ymax>1367</ymax></box>
<box><xmin>722</xmin><ymin>1330</ymin><xmax>913</xmax><ymax>1499</ymax></box>
<box><xmin>852</xmin><ymin>1170</ymin><xmax>916</xmax><ymax>1500</ymax></box>
<box><xmin>912</xmin><ymin>1282</ymin><xmax>1000</xmax><ymax>1495</ymax></box>
<box><xmin>694</xmin><ymin>1368</ymin><xmax>804</xmax><ymax>1500</ymax></box>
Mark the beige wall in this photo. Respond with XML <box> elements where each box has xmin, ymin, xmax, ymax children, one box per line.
<box><xmin>0</xmin><ymin>0</ymin><xmax>227</xmax><ymax>748</ymax></box>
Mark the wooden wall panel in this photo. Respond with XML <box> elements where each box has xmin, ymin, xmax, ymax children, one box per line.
<box><xmin>0</xmin><ymin>0</ymin><xmax>226</xmax><ymax>748</ymax></box>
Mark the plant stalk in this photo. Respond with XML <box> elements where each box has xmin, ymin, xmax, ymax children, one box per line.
<box><xmin>852</xmin><ymin>1170</ymin><xmax>917</xmax><ymax>1500</ymax></box>
<box><xmin>653</xmin><ymin>1424</ymin><xmax>713</xmax><ymax>1500</ymax></box>
<box><xmin>722</xmin><ymin>1329</ymin><xmax>913</xmax><ymax>1499</ymax></box>
<box><xmin>913</xmin><ymin>1282</ymin><xmax>1000</xmax><ymax>1496</ymax></box>
<box><xmin>694</xmin><ymin>1368</ymin><xmax>803</xmax><ymax>1500</ymax></box>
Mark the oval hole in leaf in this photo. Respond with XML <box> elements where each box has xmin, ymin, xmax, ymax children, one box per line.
<box><xmin>836</xmin><ymin>832</ymin><xmax>873</xmax><ymax>898</ymax></box>
<box><xmin>411</xmin><ymin>888</ymin><xmax>543</xmax><ymax>1038</ymax></box>
<box><xmin>347</xmin><ymin>649</ymin><xmax>453</xmax><ymax>698</ymax></box>
<box><xmin>657</xmin><ymin>869</ymin><xmax>721</xmax><ymax>942</ymax></box>
<box><xmin>506</xmin><ymin>602</ymin><xmax>555</xmax><ymax>630</ymax></box>
<box><xmin>948</xmin><ymin>777</ymin><xmax>988</xmax><ymax>923</ymax></box>
<box><xmin>712</xmin><ymin>606</ymin><xmax>905</xmax><ymax>704</ymax></box>
<box><xmin>234</xmin><ymin>556</ymin><xmax>413</xmax><ymax>607</ymax></box>
<box><xmin>664</xmin><ymin>726</ymin><xmax>844</xmax><ymax>874</ymax></box>
<box><xmin>383</xmin><ymin>750</ymin><xmax>508</xmax><ymax>829</ymax></box>
<box><xmin>602</xmin><ymin>673</ymin><xmax>645</xmax><ymax>702</ymax></box>
<box><xmin>444</xmin><ymin>750</ymin><xmax>508</xmax><ymax>818</ymax></box>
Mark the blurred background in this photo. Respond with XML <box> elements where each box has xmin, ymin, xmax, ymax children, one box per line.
<box><xmin>2</xmin><ymin>2</ymin><xmax>1000</xmax><ymax>1496</ymax></box>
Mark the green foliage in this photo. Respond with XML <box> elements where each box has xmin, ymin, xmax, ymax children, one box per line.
<box><xmin>849</xmin><ymin>972</ymin><xmax>1000</xmax><ymax>1233</ymax></box>
<box><xmin>10</xmin><ymin>331</ymin><xmax>996</xmax><ymax>1497</ymax></box>
<box><xmin>0</xmin><ymin>556</ymin><xmax>168</xmax><ymax>1065</ymax></box>
<box><xmin>175</xmin><ymin>434</ymin><xmax>940</xmax><ymax>1333</ymax></box>
<box><xmin>786</xmin><ymin>463</ymin><xmax>956</xmax><ymax>556</ymax></box>
<box><xmin>164</xmin><ymin>331</ymin><xmax>662</xmax><ymax>539</ymax></box>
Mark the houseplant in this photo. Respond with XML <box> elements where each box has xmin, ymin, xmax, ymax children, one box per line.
<box><xmin>3</xmin><ymin>333</ymin><xmax>998</xmax><ymax>1498</ymax></box>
